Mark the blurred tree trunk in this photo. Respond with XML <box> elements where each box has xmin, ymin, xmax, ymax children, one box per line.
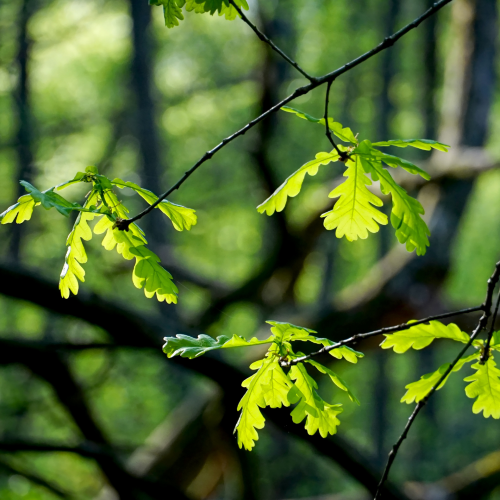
<box><xmin>374</xmin><ymin>0</ymin><xmax>401</xmax><ymax>466</ymax></box>
<box><xmin>415</xmin><ymin>0</ymin><xmax>441</xmax><ymax>473</ymax></box>
<box><xmin>9</xmin><ymin>0</ymin><xmax>36</xmax><ymax>261</ymax></box>
<box><xmin>313</xmin><ymin>0</ymin><xmax>498</xmax><ymax>481</ymax></box>
<box><xmin>129</xmin><ymin>0</ymin><xmax>168</xmax><ymax>247</ymax></box>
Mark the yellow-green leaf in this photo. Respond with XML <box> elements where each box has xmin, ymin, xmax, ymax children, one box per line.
<box><xmin>381</xmin><ymin>321</ymin><xmax>470</xmax><ymax>353</ymax></box>
<box><xmin>59</xmin><ymin>190</ymin><xmax>100</xmax><ymax>298</ymax></box>
<box><xmin>402</xmin><ymin>353</ymin><xmax>479</xmax><ymax>404</ymax></box>
<box><xmin>322</xmin><ymin>156</ymin><xmax>388</xmax><ymax>240</ymax></box>
<box><xmin>112</xmin><ymin>178</ymin><xmax>197</xmax><ymax>231</ymax></box>
<box><xmin>235</xmin><ymin>357</ymin><xmax>279</xmax><ymax>451</ymax></box>
<box><xmin>371</xmin><ymin>139</ymin><xmax>449</xmax><ymax>152</ymax></box>
<box><xmin>306</xmin><ymin>359</ymin><xmax>360</xmax><ymax>405</ymax></box>
<box><xmin>289</xmin><ymin>363</ymin><xmax>343</xmax><ymax>438</ymax></box>
<box><xmin>257</xmin><ymin>151</ymin><xmax>339</xmax><ymax>216</ymax></box>
<box><xmin>0</xmin><ymin>195</ymin><xmax>37</xmax><ymax>225</ymax></box>
<box><xmin>464</xmin><ymin>357</ymin><xmax>500</xmax><ymax>419</ymax></box>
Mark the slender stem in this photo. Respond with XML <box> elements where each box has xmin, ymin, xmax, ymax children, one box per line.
<box><xmin>283</xmin><ymin>306</ymin><xmax>482</xmax><ymax>367</ymax></box>
<box><xmin>481</xmin><ymin>288</ymin><xmax>500</xmax><ymax>363</ymax></box>
<box><xmin>228</xmin><ymin>0</ymin><xmax>314</xmax><ymax>81</ymax></box>
<box><xmin>324</xmin><ymin>81</ymin><xmax>347</xmax><ymax>160</ymax></box>
<box><xmin>374</xmin><ymin>260</ymin><xmax>500</xmax><ymax>499</ymax></box>
<box><xmin>118</xmin><ymin>0</ymin><xmax>454</xmax><ymax>229</ymax></box>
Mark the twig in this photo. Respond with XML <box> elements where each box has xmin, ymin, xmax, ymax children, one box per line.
<box><xmin>374</xmin><ymin>260</ymin><xmax>500</xmax><ymax>499</ymax></box>
<box><xmin>324</xmin><ymin>81</ymin><xmax>348</xmax><ymax>161</ymax></box>
<box><xmin>119</xmin><ymin>0</ymin><xmax>454</xmax><ymax>229</ymax></box>
<box><xmin>480</xmin><ymin>288</ymin><xmax>500</xmax><ymax>363</ymax></box>
<box><xmin>228</xmin><ymin>0</ymin><xmax>314</xmax><ymax>81</ymax></box>
<box><xmin>283</xmin><ymin>305</ymin><xmax>482</xmax><ymax>367</ymax></box>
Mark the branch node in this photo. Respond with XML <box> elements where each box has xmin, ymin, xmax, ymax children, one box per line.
<box><xmin>113</xmin><ymin>218</ymin><xmax>131</xmax><ymax>232</ymax></box>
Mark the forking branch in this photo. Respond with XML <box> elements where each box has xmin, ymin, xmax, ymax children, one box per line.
<box><xmin>116</xmin><ymin>0</ymin><xmax>454</xmax><ymax>230</ymax></box>
<box><xmin>374</xmin><ymin>261</ymin><xmax>500</xmax><ymax>499</ymax></box>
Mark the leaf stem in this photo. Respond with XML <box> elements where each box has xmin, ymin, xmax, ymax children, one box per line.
<box><xmin>324</xmin><ymin>81</ymin><xmax>348</xmax><ymax>161</ymax></box>
<box><xmin>480</xmin><ymin>288</ymin><xmax>500</xmax><ymax>363</ymax></box>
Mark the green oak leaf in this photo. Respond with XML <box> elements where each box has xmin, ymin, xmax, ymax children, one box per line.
<box><xmin>327</xmin><ymin>345</ymin><xmax>364</xmax><ymax>363</ymax></box>
<box><xmin>402</xmin><ymin>353</ymin><xmax>479</xmax><ymax>404</ymax></box>
<box><xmin>380</xmin><ymin>321</ymin><xmax>470</xmax><ymax>353</ymax></box>
<box><xmin>306</xmin><ymin>359</ymin><xmax>360</xmax><ymax>404</ymax></box>
<box><xmin>20</xmin><ymin>181</ymin><xmax>84</xmax><ymax>217</ymax></box>
<box><xmin>359</xmin><ymin>148</ymin><xmax>430</xmax><ymax>255</ymax></box>
<box><xmin>59</xmin><ymin>190</ymin><xmax>100</xmax><ymax>298</ymax></box>
<box><xmin>163</xmin><ymin>332</ymin><xmax>273</xmax><ymax>358</ymax></box>
<box><xmin>112</xmin><ymin>178</ymin><xmax>197</xmax><ymax>231</ymax></box>
<box><xmin>235</xmin><ymin>355</ymin><xmax>290</xmax><ymax>450</ymax></box>
<box><xmin>322</xmin><ymin>155</ymin><xmax>388</xmax><ymax>240</ymax></box>
<box><xmin>464</xmin><ymin>356</ymin><xmax>500</xmax><ymax>419</ymax></box>
<box><xmin>366</xmin><ymin>148</ymin><xmax>430</xmax><ymax>180</ymax></box>
<box><xmin>150</xmin><ymin>0</ymin><xmax>184</xmax><ymax>28</ymax></box>
<box><xmin>289</xmin><ymin>362</ymin><xmax>343</xmax><ymax>438</ymax></box>
<box><xmin>0</xmin><ymin>194</ymin><xmax>36</xmax><ymax>225</ymax></box>
<box><xmin>163</xmin><ymin>334</ymin><xmax>231</xmax><ymax>358</ymax></box>
<box><xmin>371</xmin><ymin>138</ymin><xmax>449</xmax><ymax>152</ymax></box>
<box><xmin>257</xmin><ymin>151</ymin><xmax>340</xmax><ymax>215</ymax></box>
<box><xmin>281</xmin><ymin>106</ymin><xmax>357</xmax><ymax>144</ymax></box>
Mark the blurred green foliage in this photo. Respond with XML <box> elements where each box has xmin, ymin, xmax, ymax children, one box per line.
<box><xmin>1</xmin><ymin>0</ymin><xmax>500</xmax><ymax>498</ymax></box>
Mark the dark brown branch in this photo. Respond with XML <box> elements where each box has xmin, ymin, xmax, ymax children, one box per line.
<box><xmin>324</xmin><ymin>80</ymin><xmax>347</xmax><ymax>161</ymax></box>
<box><xmin>481</xmin><ymin>288</ymin><xmax>500</xmax><ymax>363</ymax></box>
<box><xmin>283</xmin><ymin>306</ymin><xmax>483</xmax><ymax>367</ymax></box>
<box><xmin>374</xmin><ymin>260</ymin><xmax>500</xmax><ymax>499</ymax></box>
<box><xmin>121</xmin><ymin>0</ymin><xmax>453</xmax><ymax>228</ymax></box>
<box><xmin>228</xmin><ymin>0</ymin><xmax>313</xmax><ymax>81</ymax></box>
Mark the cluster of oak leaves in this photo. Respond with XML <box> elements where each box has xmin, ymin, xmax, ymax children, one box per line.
<box><xmin>2</xmin><ymin>97</ymin><xmax>499</xmax><ymax>449</ymax></box>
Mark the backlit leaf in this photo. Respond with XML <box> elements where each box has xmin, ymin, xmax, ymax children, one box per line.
<box><xmin>380</xmin><ymin>321</ymin><xmax>469</xmax><ymax>353</ymax></box>
<box><xmin>235</xmin><ymin>356</ymin><xmax>287</xmax><ymax>451</ymax></box>
<box><xmin>112</xmin><ymin>178</ymin><xmax>197</xmax><ymax>231</ymax></box>
<box><xmin>257</xmin><ymin>151</ymin><xmax>340</xmax><ymax>215</ymax></box>
<box><xmin>322</xmin><ymin>155</ymin><xmax>388</xmax><ymax>240</ymax></box>
<box><xmin>402</xmin><ymin>353</ymin><xmax>479</xmax><ymax>404</ymax></box>
<box><xmin>371</xmin><ymin>139</ymin><xmax>450</xmax><ymax>152</ymax></box>
<box><xmin>289</xmin><ymin>363</ymin><xmax>343</xmax><ymax>438</ymax></box>
<box><xmin>0</xmin><ymin>195</ymin><xmax>36</xmax><ymax>225</ymax></box>
<box><xmin>59</xmin><ymin>190</ymin><xmax>100</xmax><ymax>298</ymax></box>
<box><xmin>306</xmin><ymin>359</ymin><xmax>360</xmax><ymax>404</ymax></box>
<box><xmin>464</xmin><ymin>356</ymin><xmax>500</xmax><ymax>418</ymax></box>
<box><xmin>163</xmin><ymin>332</ymin><xmax>273</xmax><ymax>358</ymax></box>
<box><xmin>360</xmin><ymin>148</ymin><xmax>430</xmax><ymax>255</ymax></box>
<box><xmin>281</xmin><ymin>106</ymin><xmax>357</xmax><ymax>144</ymax></box>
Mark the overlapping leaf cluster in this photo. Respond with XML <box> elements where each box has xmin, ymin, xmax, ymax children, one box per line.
<box><xmin>258</xmin><ymin>107</ymin><xmax>450</xmax><ymax>256</ymax></box>
<box><xmin>150</xmin><ymin>0</ymin><xmax>249</xmax><ymax>28</ymax></box>
<box><xmin>381</xmin><ymin>322</ymin><xmax>500</xmax><ymax>418</ymax></box>
<box><xmin>0</xmin><ymin>166</ymin><xmax>198</xmax><ymax>303</ymax></box>
<box><xmin>164</xmin><ymin>321</ymin><xmax>363</xmax><ymax>450</ymax></box>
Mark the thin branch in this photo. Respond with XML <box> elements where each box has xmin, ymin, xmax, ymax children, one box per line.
<box><xmin>283</xmin><ymin>305</ymin><xmax>482</xmax><ymax>367</ymax></box>
<box><xmin>117</xmin><ymin>0</ymin><xmax>453</xmax><ymax>230</ymax></box>
<box><xmin>374</xmin><ymin>260</ymin><xmax>500</xmax><ymax>499</ymax></box>
<box><xmin>228</xmin><ymin>0</ymin><xmax>313</xmax><ymax>81</ymax></box>
<box><xmin>481</xmin><ymin>288</ymin><xmax>500</xmax><ymax>363</ymax></box>
<box><xmin>324</xmin><ymin>80</ymin><xmax>348</xmax><ymax>161</ymax></box>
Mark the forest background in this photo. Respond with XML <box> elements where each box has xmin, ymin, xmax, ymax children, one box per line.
<box><xmin>0</xmin><ymin>0</ymin><xmax>499</xmax><ymax>498</ymax></box>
